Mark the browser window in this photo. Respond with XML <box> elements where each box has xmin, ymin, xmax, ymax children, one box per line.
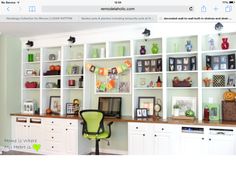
<box><xmin>0</xmin><ymin>0</ymin><xmax>235</xmax><ymax>176</ymax></box>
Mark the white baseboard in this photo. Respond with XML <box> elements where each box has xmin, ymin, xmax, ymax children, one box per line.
<box><xmin>91</xmin><ymin>148</ymin><xmax>128</xmax><ymax>155</ymax></box>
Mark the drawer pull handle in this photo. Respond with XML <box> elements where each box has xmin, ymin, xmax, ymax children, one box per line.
<box><xmin>161</xmin><ymin>128</ymin><xmax>164</xmax><ymax>131</ymax></box>
<box><xmin>28</xmin><ymin>126</ymin><xmax>30</xmax><ymax>128</ymax></box>
<box><xmin>51</xmin><ymin>128</ymin><xmax>54</xmax><ymax>131</ymax></box>
<box><xmin>52</xmin><ymin>146</ymin><xmax>54</xmax><ymax>149</ymax></box>
<box><xmin>70</xmin><ymin>123</ymin><xmax>72</xmax><ymax>125</ymax></box>
<box><xmin>66</xmin><ymin>129</ymin><xmax>68</xmax><ymax>131</ymax></box>
<box><xmin>154</xmin><ymin>134</ymin><xmax>157</xmax><ymax>137</ymax></box>
<box><xmin>143</xmin><ymin>134</ymin><xmax>145</xmax><ymax>136</ymax></box>
<box><xmin>136</xmin><ymin>127</ymin><xmax>138</xmax><ymax>129</ymax></box>
<box><xmin>52</xmin><ymin>137</ymin><xmax>54</xmax><ymax>139</ymax></box>
<box><xmin>51</xmin><ymin>121</ymin><xmax>54</xmax><ymax>124</ymax></box>
<box><xmin>202</xmin><ymin>138</ymin><xmax>204</xmax><ymax>140</ymax></box>
<box><xmin>24</xmin><ymin>125</ymin><xmax>26</xmax><ymax>127</ymax></box>
<box><xmin>209</xmin><ymin>138</ymin><xmax>212</xmax><ymax>141</ymax></box>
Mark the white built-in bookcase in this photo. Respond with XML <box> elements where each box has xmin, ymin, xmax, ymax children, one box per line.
<box><xmin>21</xmin><ymin>31</ymin><xmax>236</xmax><ymax>120</ymax></box>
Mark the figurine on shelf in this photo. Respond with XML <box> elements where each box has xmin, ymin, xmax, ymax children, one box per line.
<box><xmin>221</xmin><ymin>37</ymin><xmax>229</xmax><ymax>50</ymax></box>
<box><xmin>203</xmin><ymin>77</ymin><xmax>212</xmax><ymax>87</ymax></box>
<box><xmin>208</xmin><ymin>38</ymin><xmax>215</xmax><ymax>50</ymax></box>
<box><xmin>156</xmin><ymin>76</ymin><xmax>162</xmax><ymax>87</ymax></box>
<box><xmin>185</xmin><ymin>40</ymin><xmax>192</xmax><ymax>52</ymax></box>
<box><xmin>73</xmin><ymin>99</ymin><xmax>80</xmax><ymax>116</ymax></box>
<box><xmin>148</xmin><ymin>81</ymin><xmax>154</xmax><ymax>87</ymax></box>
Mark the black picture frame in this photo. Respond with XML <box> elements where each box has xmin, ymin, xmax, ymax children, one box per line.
<box><xmin>138</xmin><ymin>97</ymin><xmax>155</xmax><ymax>116</ymax></box>
<box><xmin>136</xmin><ymin>108</ymin><xmax>148</xmax><ymax>119</ymax></box>
<box><xmin>66</xmin><ymin>103</ymin><xmax>75</xmax><ymax>115</ymax></box>
<box><xmin>49</xmin><ymin>96</ymin><xmax>61</xmax><ymax>115</ymax></box>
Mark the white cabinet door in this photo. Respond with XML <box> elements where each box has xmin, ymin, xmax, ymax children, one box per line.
<box><xmin>28</xmin><ymin>121</ymin><xmax>43</xmax><ymax>154</ymax></box>
<box><xmin>65</xmin><ymin>127</ymin><xmax>78</xmax><ymax>154</ymax></box>
<box><xmin>208</xmin><ymin>135</ymin><xmax>236</xmax><ymax>155</ymax></box>
<box><xmin>128</xmin><ymin>132</ymin><xmax>146</xmax><ymax>155</ymax></box>
<box><xmin>153</xmin><ymin>133</ymin><xmax>172</xmax><ymax>155</ymax></box>
<box><xmin>180</xmin><ymin>134</ymin><xmax>207</xmax><ymax>155</ymax></box>
<box><xmin>14</xmin><ymin>122</ymin><xmax>29</xmax><ymax>148</ymax></box>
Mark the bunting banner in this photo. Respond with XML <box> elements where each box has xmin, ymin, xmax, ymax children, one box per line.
<box><xmin>86</xmin><ymin>60</ymin><xmax>132</xmax><ymax>76</ymax></box>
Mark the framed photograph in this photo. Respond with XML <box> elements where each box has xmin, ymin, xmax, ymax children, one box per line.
<box><xmin>183</xmin><ymin>65</ymin><xmax>189</xmax><ymax>71</ymax></box>
<box><xmin>49</xmin><ymin>96</ymin><xmax>61</xmax><ymax>114</ymax></box>
<box><xmin>72</xmin><ymin>65</ymin><xmax>80</xmax><ymax>74</ymax></box>
<box><xmin>136</xmin><ymin>108</ymin><xmax>148</xmax><ymax>119</ymax></box>
<box><xmin>119</xmin><ymin>82</ymin><xmax>129</xmax><ymax>93</ymax></box>
<box><xmin>176</xmin><ymin>58</ymin><xmax>183</xmax><ymax>65</ymax></box>
<box><xmin>169</xmin><ymin>58</ymin><xmax>175</xmax><ymax>65</ymax></box>
<box><xmin>66</xmin><ymin>103</ymin><xmax>75</xmax><ymax>115</ymax></box>
<box><xmin>220</xmin><ymin>55</ymin><xmax>227</xmax><ymax>63</ymax></box>
<box><xmin>183</xmin><ymin>57</ymin><xmax>189</xmax><ymax>64</ymax></box>
<box><xmin>136</xmin><ymin>60</ymin><xmax>143</xmax><ymax>72</ymax></box>
<box><xmin>138</xmin><ymin>97</ymin><xmax>155</xmax><ymax>116</ymax></box>
<box><xmin>213</xmin><ymin>64</ymin><xmax>219</xmax><ymax>70</ymax></box>
<box><xmin>176</xmin><ymin>65</ymin><xmax>182</xmax><ymax>71</ymax></box>
<box><xmin>220</xmin><ymin>63</ymin><xmax>227</xmax><ymax>70</ymax></box>
<box><xmin>213</xmin><ymin>56</ymin><xmax>220</xmax><ymax>63</ymax></box>
<box><xmin>169</xmin><ymin>65</ymin><xmax>175</xmax><ymax>71</ymax></box>
<box><xmin>227</xmin><ymin>74</ymin><xmax>236</xmax><ymax>86</ymax></box>
<box><xmin>208</xmin><ymin>104</ymin><xmax>220</xmax><ymax>121</ymax></box>
<box><xmin>172</xmin><ymin>96</ymin><xmax>196</xmax><ymax>116</ymax></box>
<box><xmin>228</xmin><ymin>54</ymin><xmax>235</xmax><ymax>69</ymax></box>
<box><xmin>23</xmin><ymin>101</ymin><xmax>34</xmax><ymax>114</ymax></box>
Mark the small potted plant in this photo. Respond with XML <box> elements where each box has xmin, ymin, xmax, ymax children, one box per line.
<box><xmin>173</xmin><ymin>104</ymin><xmax>180</xmax><ymax>117</ymax></box>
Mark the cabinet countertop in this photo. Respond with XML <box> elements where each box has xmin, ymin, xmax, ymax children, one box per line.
<box><xmin>10</xmin><ymin>113</ymin><xmax>236</xmax><ymax>127</ymax></box>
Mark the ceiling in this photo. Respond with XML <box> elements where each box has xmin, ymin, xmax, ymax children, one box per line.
<box><xmin>0</xmin><ymin>23</ymin><xmax>125</xmax><ymax>38</ymax></box>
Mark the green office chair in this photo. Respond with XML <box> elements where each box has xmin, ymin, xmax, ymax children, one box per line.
<box><xmin>80</xmin><ymin>110</ymin><xmax>113</xmax><ymax>155</ymax></box>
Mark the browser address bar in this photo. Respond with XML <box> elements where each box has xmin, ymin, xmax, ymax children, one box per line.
<box><xmin>42</xmin><ymin>5</ymin><xmax>193</xmax><ymax>13</ymax></box>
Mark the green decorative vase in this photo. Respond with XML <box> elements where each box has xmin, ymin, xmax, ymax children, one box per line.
<box><xmin>28</xmin><ymin>54</ymin><xmax>34</xmax><ymax>62</ymax></box>
<box><xmin>151</xmin><ymin>43</ymin><xmax>159</xmax><ymax>54</ymax></box>
<box><xmin>118</xmin><ymin>46</ymin><xmax>126</xmax><ymax>56</ymax></box>
<box><xmin>91</xmin><ymin>48</ymin><xmax>98</xmax><ymax>58</ymax></box>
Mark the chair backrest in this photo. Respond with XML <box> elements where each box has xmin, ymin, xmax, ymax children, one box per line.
<box><xmin>80</xmin><ymin>110</ymin><xmax>104</xmax><ymax>134</ymax></box>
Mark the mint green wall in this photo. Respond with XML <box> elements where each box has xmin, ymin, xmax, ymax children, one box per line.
<box><xmin>0</xmin><ymin>35</ymin><xmax>21</xmax><ymax>146</ymax></box>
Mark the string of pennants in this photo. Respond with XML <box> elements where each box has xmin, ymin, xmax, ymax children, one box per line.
<box><xmin>86</xmin><ymin>60</ymin><xmax>132</xmax><ymax>76</ymax></box>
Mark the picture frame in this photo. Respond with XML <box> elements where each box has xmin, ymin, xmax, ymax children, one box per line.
<box><xmin>213</xmin><ymin>75</ymin><xmax>225</xmax><ymax>87</ymax></box>
<box><xmin>72</xmin><ymin>65</ymin><xmax>80</xmax><ymax>74</ymax></box>
<box><xmin>207</xmin><ymin>103</ymin><xmax>220</xmax><ymax>121</ymax></box>
<box><xmin>66</xmin><ymin>103</ymin><xmax>75</xmax><ymax>115</ymax></box>
<box><xmin>138</xmin><ymin>97</ymin><xmax>155</xmax><ymax>116</ymax></box>
<box><xmin>136</xmin><ymin>108</ymin><xmax>148</xmax><ymax>119</ymax></box>
<box><xmin>227</xmin><ymin>74</ymin><xmax>236</xmax><ymax>87</ymax></box>
<box><xmin>23</xmin><ymin>101</ymin><xmax>34</xmax><ymax>114</ymax></box>
<box><xmin>172</xmin><ymin>96</ymin><xmax>196</xmax><ymax>116</ymax></box>
<box><xmin>49</xmin><ymin>96</ymin><xmax>61</xmax><ymax>114</ymax></box>
<box><xmin>136</xmin><ymin>60</ymin><xmax>143</xmax><ymax>72</ymax></box>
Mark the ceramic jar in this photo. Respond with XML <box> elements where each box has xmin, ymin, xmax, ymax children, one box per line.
<box><xmin>151</xmin><ymin>43</ymin><xmax>159</xmax><ymax>54</ymax></box>
<box><xmin>140</xmin><ymin>45</ymin><xmax>146</xmax><ymax>55</ymax></box>
<box><xmin>185</xmin><ymin>40</ymin><xmax>192</xmax><ymax>52</ymax></box>
<box><xmin>221</xmin><ymin>37</ymin><xmax>229</xmax><ymax>50</ymax></box>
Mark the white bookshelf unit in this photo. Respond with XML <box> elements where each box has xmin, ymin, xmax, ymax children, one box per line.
<box><xmin>21</xmin><ymin>31</ymin><xmax>236</xmax><ymax>121</ymax></box>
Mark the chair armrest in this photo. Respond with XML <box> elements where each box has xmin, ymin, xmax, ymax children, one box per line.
<box><xmin>107</xmin><ymin>121</ymin><xmax>113</xmax><ymax>126</ymax></box>
<box><xmin>106</xmin><ymin>121</ymin><xmax>113</xmax><ymax>138</ymax></box>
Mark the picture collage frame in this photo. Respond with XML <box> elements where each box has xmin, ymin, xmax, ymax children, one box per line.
<box><xmin>136</xmin><ymin>58</ymin><xmax>162</xmax><ymax>73</ymax></box>
<box><xmin>206</xmin><ymin>54</ymin><xmax>235</xmax><ymax>70</ymax></box>
<box><xmin>169</xmin><ymin>56</ymin><xmax>197</xmax><ymax>71</ymax></box>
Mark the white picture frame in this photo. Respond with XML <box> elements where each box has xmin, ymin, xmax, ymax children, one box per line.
<box><xmin>172</xmin><ymin>96</ymin><xmax>197</xmax><ymax>116</ymax></box>
<box><xmin>23</xmin><ymin>101</ymin><xmax>34</xmax><ymax>114</ymax></box>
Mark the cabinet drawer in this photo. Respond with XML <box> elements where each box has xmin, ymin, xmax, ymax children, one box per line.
<box><xmin>129</xmin><ymin>123</ymin><xmax>146</xmax><ymax>132</ymax></box>
<box><xmin>45</xmin><ymin>141</ymin><xmax>65</xmax><ymax>153</ymax></box>
<box><xmin>65</xmin><ymin>120</ymin><xmax>78</xmax><ymax>128</ymax></box>
<box><xmin>154</xmin><ymin>124</ymin><xmax>172</xmax><ymax>133</ymax></box>
<box><xmin>43</xmin><ymin>119</ymin><xmax>65</xmax><ymax>126</ymax></box>
<box><xmin>45</xmin><ymin>126</ymin><xmax>64</xmax><ymax>133</ymax></box>
<box><xmin>45</xmin><ymin>133</ymin><xmax>64</xmax><ymax>142</ymax></box>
